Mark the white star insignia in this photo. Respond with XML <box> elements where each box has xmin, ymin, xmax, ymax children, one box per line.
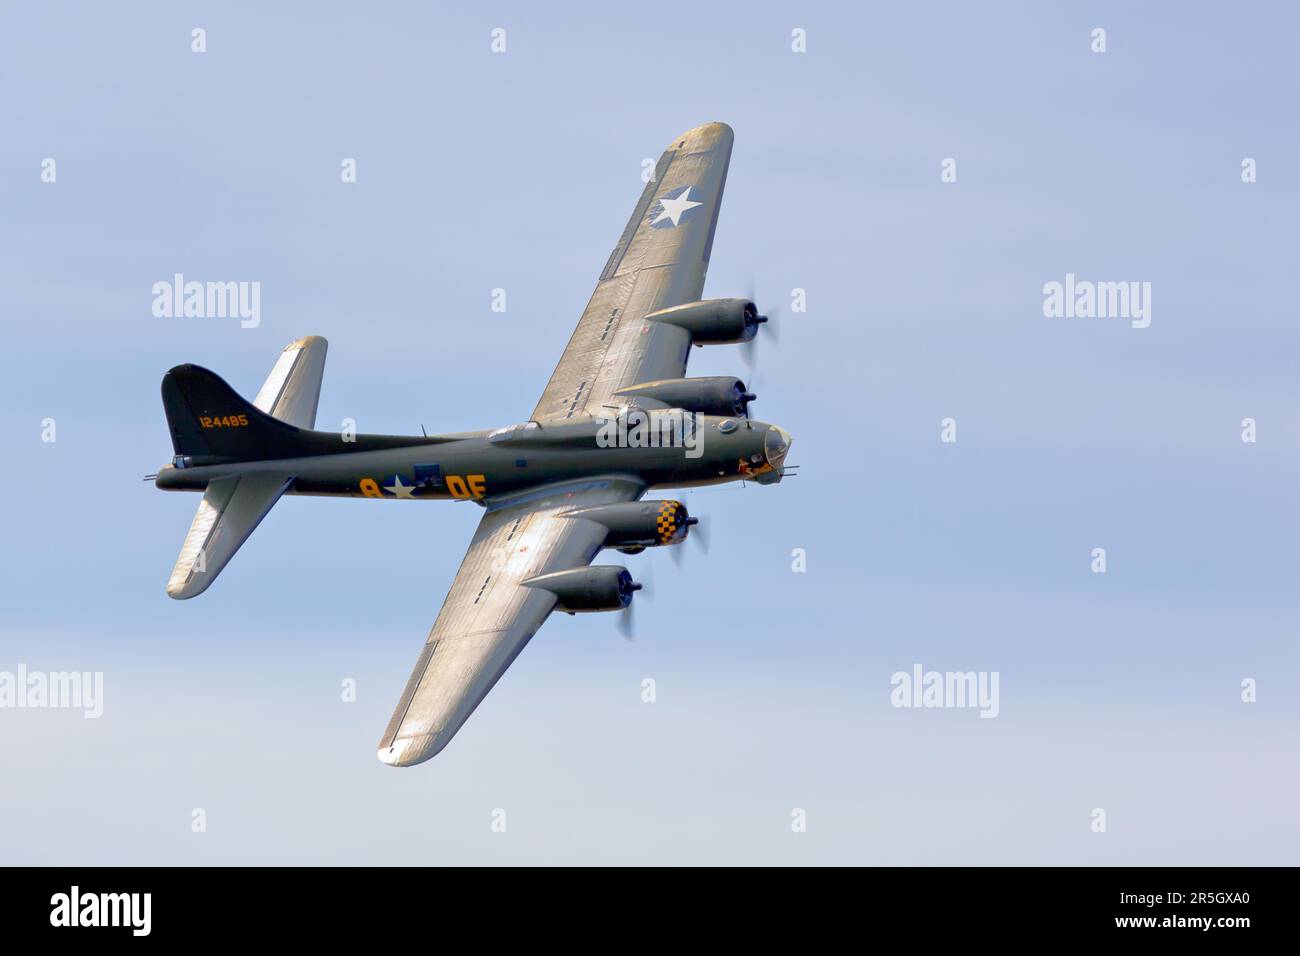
<box><xmin>384</xmin><ymin>475</ymin><xmax>414</xmax><ymax>498</ymax></box>
<box><xmin>651</xmin><ymin>187</ymin><xmax>703</xmax><ymax>227</ymax></box>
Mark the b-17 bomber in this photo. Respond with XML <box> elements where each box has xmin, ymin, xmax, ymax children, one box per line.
<box><xmin>154</xmin><ymin>122</ymin><xmax>793</xmax><ymax>766</ymax></box>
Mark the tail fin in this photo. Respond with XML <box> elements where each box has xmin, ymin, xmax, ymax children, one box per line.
<box><xmin>161</xmin><ymin>337</ymin><xmax>324</xmax><ymax>463</ymax></box>
<box><xmin>161</xmin><ymin>364</ymin><xmax>306</xmax><ymax>461</ymax></box>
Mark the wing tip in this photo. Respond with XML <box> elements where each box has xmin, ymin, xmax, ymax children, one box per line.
<box><xmin>377</xmin><ymin>738</ymin><xmax>431</xmax><ymax>770</ymax></box>
<box><xmin>377</xmin><ymin>734</ymin><xmax>445</xmax><ymax>768</ymax></box>
<box><xmin>670</xmin><ymin>121</ymin><xmax>733</xmax><ymax>151</ymax></box>
<box><xmin>166</xmin><ymin>573</ymin><xmax>208</xmax><ymax>600</ymax></box>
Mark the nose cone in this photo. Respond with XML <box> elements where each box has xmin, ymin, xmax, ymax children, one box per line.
<box><xmin>764</xmin><ymin>424</ymin><xmax>793</xmax><ymax>468</ymax></box>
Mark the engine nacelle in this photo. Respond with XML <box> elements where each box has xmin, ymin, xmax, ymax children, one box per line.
<box><xmin>522</xmin><ymin>565</ymin><xmax>641</xmax><ymax>612</ymax></box>
<box><xmin>613</xmin><ymin>377</ymin><xmax>755</xmax><ymax>417</ymax></box>
<box><xmin>644</xmin><ymin>298</ymin><xmax>764</xmax><ymax>345</ymax></box>
<box><xmin>562</xmin><ymin>500</ymin><xmax>695</xmax><ymax>553</ymax></box>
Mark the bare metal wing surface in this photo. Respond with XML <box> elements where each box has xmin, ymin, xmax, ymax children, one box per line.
<box><xmin>379</xmin><ymin>123</ymin><xmax>735</xmax><ymax>765</ymax></box>
<box><xmin>531</xmin><ymin>122</ymin><xmax>734</xmax><ymax>421</ymax></box>
<box><xmin>378</xmin><ymin>476</ymin><xmax>645</xmax><ymax>767</ymax></box>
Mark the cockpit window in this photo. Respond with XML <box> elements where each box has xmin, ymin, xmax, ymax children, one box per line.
<box><xmin>717</xmin><ymin>419</ymin><xmax>738</xmax><ymax>434</ymax></box>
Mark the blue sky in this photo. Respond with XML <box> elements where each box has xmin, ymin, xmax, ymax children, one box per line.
<box><xmin>2</xmin><ymin>1</ymin><xmax>1298</xmax><ymax>864</ymax></box>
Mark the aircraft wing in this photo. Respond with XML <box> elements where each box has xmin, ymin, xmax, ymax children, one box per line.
<box><xmin>378</xmin><ymin>476</ymin><xmax>645</xmax><ymax>766</ymax></box>
<box><xmin>530</xmin><ymin>121</ymin><xmax>734</xmax><ymax>422</ymax></box>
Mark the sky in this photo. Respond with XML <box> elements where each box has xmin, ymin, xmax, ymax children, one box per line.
<box><xmin>1</xmin><ymin>1</ymin><xmax>1298</xmax><ymax>865</ymax></box>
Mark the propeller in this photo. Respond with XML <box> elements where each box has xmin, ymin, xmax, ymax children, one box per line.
<box><xmin>691</xmin><ymin>515</ymin><xmax>710</xmax><ymax>554</ymax></box>
<box><xmin>617</xmin><ymin>600</ymin><xmax>636</xmax><ymax>640</ymax></box>
<box><xmin>617</xmin><ymin>564</ymin><xmax>651</xmax><ymax>640</ymax></box>
<box><xmin>733</xmin><ymin>380</ymin><xmax>759</xmax><ymax>418</ymax></box>
<box><xmin>670</xmin><ymin>515</ymin><xmax>707</xmax><ymax>566</ymax></box>
<box><xmin>741</xmin><ymin>281</ymin><xmax>782</xmax><ymax>375</ymax></box>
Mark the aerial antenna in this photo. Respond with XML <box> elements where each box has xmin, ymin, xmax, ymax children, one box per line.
<box><xmin>421</xmin><ymin>424</ymin><xmax>428</xmax><ymax>437</ymax></box>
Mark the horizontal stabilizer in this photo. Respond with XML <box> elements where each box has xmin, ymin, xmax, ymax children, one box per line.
<box><xmin>166</xmin><ymin>472</ymin><xmax>292</xmax><ymax>599</ymax></box>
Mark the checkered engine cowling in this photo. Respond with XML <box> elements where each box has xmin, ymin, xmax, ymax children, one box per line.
<box><xmin>563</xmin><ymin>500</ymin><xmax>692</xmax><ymax>550</ymax></box>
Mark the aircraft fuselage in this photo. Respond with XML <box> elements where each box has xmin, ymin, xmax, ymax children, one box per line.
<box><xmin>156</xmin><ymin>414</ymin><xmax>790</xmax><ymax>501</ymax></box>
